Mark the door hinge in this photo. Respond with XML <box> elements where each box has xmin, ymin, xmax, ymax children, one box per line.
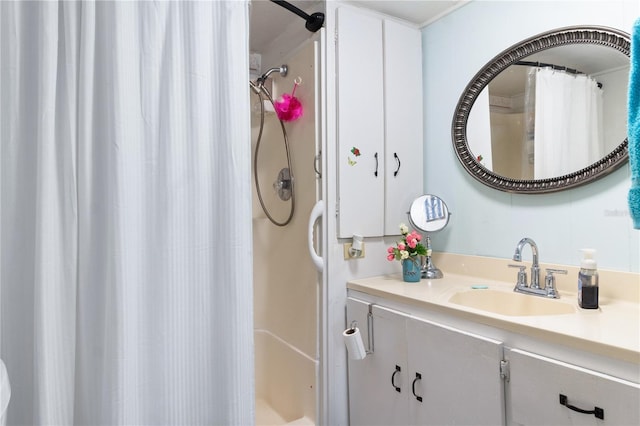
<box><xmin>500</xmin><ymin>360</ymin><xmax>510</xmax><ymax>382</ymax></box>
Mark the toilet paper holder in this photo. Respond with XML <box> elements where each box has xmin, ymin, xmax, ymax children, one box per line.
<box><xmin>347</xmin><ymin>304</ymin><xmax>375</xmax><ymax>355</ymax></box>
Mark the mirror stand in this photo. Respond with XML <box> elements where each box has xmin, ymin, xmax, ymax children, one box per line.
<box><xmin>421</xmin><ymin>235</ymin><xmax>443</xmax><ymax>279</ymax></box>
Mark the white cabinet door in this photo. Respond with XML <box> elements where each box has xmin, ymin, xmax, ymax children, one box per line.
<box><xmin>347</xmin><ymin>299</ymin><xmax>409</xmax><ymax>425</ymax></box>
<box><xmin>407</xmin><ymin>317</ymin><xmax>505</xmax><ymax>426</ymax></box>
<box><xmin>336</xmin><ymin>7</ymin><xmax>385</xmax><ymax>238</ymax></box>
<box><xmin>347</xmin><ymin>298</ymin><xmax>505</xmax><ymax>425</ymax></box>
<box><xmin>506</xmin><ymin>348</ymin><xmax>640</xmax><ymax>426</ymax></box>
<box><xmin>383</xmin><ymin>19</ymin><xmax>424</xmax><ymax>235</ymax></box>
<box><xmin>336</xmin><ymin>8</ymin><xmax>424</xmax><ymax>238</ymax></box>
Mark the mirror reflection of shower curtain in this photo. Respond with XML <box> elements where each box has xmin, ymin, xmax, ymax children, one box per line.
<box><xmin>531</xmin><ymin>67</ymin><xmax>604</xmax><ymax>179</ymax></box>
<box><xmin>521</xmin><ymin>69</ymin><xmax>536</xmax><ymax>179</ymax></box>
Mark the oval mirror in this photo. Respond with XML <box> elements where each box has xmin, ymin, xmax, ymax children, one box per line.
<box><xmin>408</xmin><ymin>194</ymin><xmax>450</xmax><ymax>233</ymax></box>
<box><xmin>452</xmin><ymin>26</ymin><xmax>630</xmax><ymax>193</ymax></box>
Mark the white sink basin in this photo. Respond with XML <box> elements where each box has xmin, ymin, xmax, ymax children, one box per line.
<box><xmin>448</xmin><ymin>289</ymin><xmax>576</xmax><ymax>316</ymax></box>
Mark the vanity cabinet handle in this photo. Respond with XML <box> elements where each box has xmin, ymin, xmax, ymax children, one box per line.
<box><xmin>412</xmin><ymin>372</ymin><xmax>423</xmax><ymax>402</ymax></box>
<box><xmin>391</xmin><ymin>365</ymin><xmax>401</xmax><ymax>393</ymax></box>
<box><xmin>559</xmin><ymin>394</ymin><xmax>604</xmax><ymax>420</ymax></box>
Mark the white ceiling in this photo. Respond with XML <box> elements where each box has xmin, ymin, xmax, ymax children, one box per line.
<box><xmin>250</xmin><ymin>0</ymin><xmax>466</xmax><ymax>53</ymax></box>
<box><xmin>343</xmin><ymin>0</ymin><xmax>467</xmax><ymax>26</ymax></box>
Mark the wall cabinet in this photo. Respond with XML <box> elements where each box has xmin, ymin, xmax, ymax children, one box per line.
<box><xmin>346</xmin><ymin>297</ymin><xmax>505</xmax><ymax>425</ymax></box>
<box><xmin>336</xmin><ymin>7</ymin><xmax>423</xmax><ymax>238</ymax></box>
<box><xmin>347</xmin><ymin>296</ymin><xmax>640</xmax><ymax>426</ymax></box>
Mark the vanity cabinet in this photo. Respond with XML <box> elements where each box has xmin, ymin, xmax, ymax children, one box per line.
<box><xmin>335</xmin><ymin>6</ymin><xmax>423</xmax><ymax>238</ymax></box>
<box><xmin>347</xmin><ymin>291</ymin><xmax>640</xmax><ymax>426</ymax></box>
<box><xmin>505</xmin><ymin>348</ymin><xmax>640</xmax><ymax>425</ymax></box>
<box><xmin>346</xmin><ymin>297</ymin><xmax>505</xmax><ymax>425</ymax></box>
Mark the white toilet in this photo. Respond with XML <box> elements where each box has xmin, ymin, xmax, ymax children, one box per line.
<box><xmin>0</xmin><ymin>359</ymin><xmax>10</xmax><ymax>426</ymax></box>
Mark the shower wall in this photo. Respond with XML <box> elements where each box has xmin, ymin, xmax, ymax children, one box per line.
<box><xmin>252</xmin><ymin>39</ymin><xmax>319</xmax><ymax>424</ymax></box>
<box><xmin>490</xmin><ymin>111</ymin><xmax>532</xmax><ymax>179</ymax></box>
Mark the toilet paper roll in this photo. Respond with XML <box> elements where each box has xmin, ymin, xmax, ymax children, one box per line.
<box><xmin>343</xmin><ymin>327</ymin><xmax>367</xmax><ymax>360</ymax></box>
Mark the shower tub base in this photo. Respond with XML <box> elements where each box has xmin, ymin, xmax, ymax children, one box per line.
<box><xmin>254</xmin><ymin>329</ymin><xmax>316</xmax><ymax>425</ymax></box>
<box><xmin>256</xmin><ymin>399</ymin><xmax>313</xmax><ymax>425</ymax></box>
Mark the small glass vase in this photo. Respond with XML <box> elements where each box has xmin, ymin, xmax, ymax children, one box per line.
<box><xmin>402</xmin><ymin>257</ymin><xmax>421</xmax><ymax>283</ymax></box>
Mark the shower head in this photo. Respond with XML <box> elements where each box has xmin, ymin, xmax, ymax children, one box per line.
<box><xmin>256</xmin><ymin>65</ymin><xmax>288</xmax><ymax>86</ymax></box>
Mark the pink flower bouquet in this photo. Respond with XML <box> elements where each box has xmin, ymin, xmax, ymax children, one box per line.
<box><xmin>386</xmin><ymin>223</ymin><xmax>427</xmax><ymax>261</ymax></box>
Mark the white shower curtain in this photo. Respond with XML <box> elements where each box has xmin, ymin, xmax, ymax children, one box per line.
<box><xmin>0</xmin><ymin>1</ymin><xmax>254</xmax><ymax>425</ymax></box>
<box><xmin>533</xmin><ymin>67</ymin><xmax>604</xmax><ymax>179</ymax></box>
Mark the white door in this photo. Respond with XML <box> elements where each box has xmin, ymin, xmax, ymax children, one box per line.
<box><xmin>383</xmin><ymin>19</ymin><xmax>424</xmax><ymax>235</ymax></box>
<box><xmin>336</xmin><ymin>6</ymin><xmax>385</xmax><ymax>238</ymax></box>
<box><xmin>407</xmin><ymin>317</ymin><xmax>505</xmax><ymax>425</ymax></box>
<box><xmin>347</xmin><ymin>300</ymin><xmax>410</xmax><ymax>425</ymax></box>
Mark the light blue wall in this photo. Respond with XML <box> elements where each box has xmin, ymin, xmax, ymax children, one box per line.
<box><xmin>422</xmin><ymin>1</ymin><xmax>640</xmax><ymax>272</ymax></box>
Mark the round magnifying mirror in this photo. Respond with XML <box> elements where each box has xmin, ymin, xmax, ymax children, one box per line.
<box><xmin>408</xmin><ymin>195</ymin><xmax>450</xmax><ymax>233</ymax></box>
<box><xmin>408</xmin><ymin>195</ymin><xmax>450</xmax><ymax>279</ymax></box>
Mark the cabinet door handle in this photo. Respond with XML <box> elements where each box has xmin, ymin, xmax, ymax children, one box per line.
<box><xmin>412</xmin><ymin>372</ymin><xmax>423</xmax><ymax>402</ymax></box>
<box><xmin>391</xmin><ymin>365</ymin><xmax>401</xmax><ymax>393</ymax></box>
<box><xmin>393</xmin><ymin>153</ymin><xmax>401</xmax><ymax>177</ymax></box>
<box><xmin>374</xmin><ymin>152</ymin><xmax>378</xmax><ymax>177</ymax></box>
<box><xmin>559</xmin><ymin>394</ymin><xmax>604</xmax><ymax>420</ymax></box>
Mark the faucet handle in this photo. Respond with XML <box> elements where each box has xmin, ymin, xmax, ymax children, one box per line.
<box><xmin>544</xmin><ymin>268</ymin><xmax>567</xmax><ymax>298</ymax></box>
<box><xmin>508</xmin><ymin>264</ymin><xmax>528</xmax><ymax>288</ymax></box>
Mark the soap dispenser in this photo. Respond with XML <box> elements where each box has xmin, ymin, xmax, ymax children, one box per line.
<box><xmin>578</xmin><ymin>249</ymin><xmax>599</xmax><ymax>309</ymax></box>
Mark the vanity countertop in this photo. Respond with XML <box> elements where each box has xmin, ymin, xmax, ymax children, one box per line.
<box><xmin>347</xmin><ymin>272</ymin><xmax>640</xmax><ymax>366</ymax></box>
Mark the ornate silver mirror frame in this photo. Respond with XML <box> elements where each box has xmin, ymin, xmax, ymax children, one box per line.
<box><xmin>452</xmin><ymin>26</ymin><xmax>630</xmax><ymax>193</ymax></box>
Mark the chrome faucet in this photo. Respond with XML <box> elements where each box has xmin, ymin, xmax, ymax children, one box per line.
<box><xmin>512</xmin><ymin>237</ymin><xmax>541</xmax><ymax>289</ymax></box>
<box><xmin>509</xmin><ymin>237</ymin><xmax>566</xmax><ymax>299</ymax></box>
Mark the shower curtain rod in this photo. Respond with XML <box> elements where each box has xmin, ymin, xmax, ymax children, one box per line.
<box><xmin>515</xmin><ymin>60</ymin><xmax>583</xmax><ymax>75</ymax></box>
<box><xmin>514</xmin><ymin>60</ymin><xmax>603</xmax><ymax>88</ymax></box>
<box><xmin>270</xmin><ymin>0</ymin><xmax>324</xmax><ymax>32</ymax></box>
